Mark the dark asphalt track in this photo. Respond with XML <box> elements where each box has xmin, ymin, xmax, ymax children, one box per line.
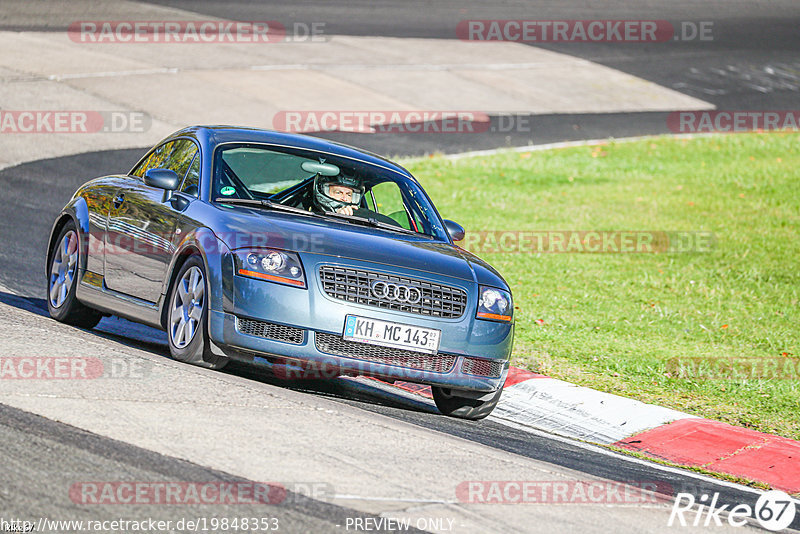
<box><xmin>0</xmin><ymin>402</ymin><xmax>426</xmax><ymax>534</ymax></box>
<box><xmin>2</xmin><ymin>1</ymin><xmax>799</xmax><ymax>531</ymax></box>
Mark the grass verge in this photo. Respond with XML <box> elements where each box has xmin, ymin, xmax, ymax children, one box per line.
<box><xmin>403</xmin><ymin>132</ymin><xmax>800</xmax><ymax>440</ymax></box>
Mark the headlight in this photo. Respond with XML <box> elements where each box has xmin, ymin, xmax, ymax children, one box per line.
<box><xmin>234</xmin><ymin>249</ymin><xmax>306</xmax><ymax>288</ymax></box>
<box><xmin>476</xmin><ymin>286</ymin><xmax>513</xmax><ymax>322</ymax></box>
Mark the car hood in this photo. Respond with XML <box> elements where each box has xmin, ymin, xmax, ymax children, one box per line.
<box><xmin>210</xmin><ymin>206</ymin><xmax>508</xmax><ymax>289</ymax></box>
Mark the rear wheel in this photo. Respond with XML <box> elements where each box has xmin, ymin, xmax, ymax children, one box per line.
<box><xmin>46</xmin><ymin>220</ymin><xmax>102</xmax><ymax>329</ymax></box>
<box><xmin>432</xmin><ymin>386</ymin><xmax>503</xmax><ymax>420</ymax></box>
<box><xmin>167</xmin><ymin>256</ymin><xmax>228</xmax><ymax>369</ymax></box>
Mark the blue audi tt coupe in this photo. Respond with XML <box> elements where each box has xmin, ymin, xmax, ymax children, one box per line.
<box><xmin>46</xmin><ymin>126</ymin><xmax>514</xmax><ymax>419</ymax></box>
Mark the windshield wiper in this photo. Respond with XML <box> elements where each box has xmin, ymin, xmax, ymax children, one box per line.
<box><xmin>321</xmin><ymin>211</ymin><xmax>426</xmax><ymax>236</ymax></box>
<box><xmin>214</xmin><ymin>197</ymin><xmax>324</xmax><ymax>218</ymax></box>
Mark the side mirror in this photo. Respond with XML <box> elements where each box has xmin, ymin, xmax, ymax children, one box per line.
<box><xmin>144</xmin><ymin>168</ymin><xmax>180</xmax><ymax>202</ymax></box>
<box><xmin>144</xmin><ymin>168</ymin><xmax>181</xmax><ymax>190</ymax></box>
<box><xmin>443</xmin><ymin>219</ymin><xmax>465</xmax><ymax>242</ymax></box>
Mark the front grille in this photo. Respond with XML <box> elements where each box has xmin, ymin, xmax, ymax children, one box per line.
<box><xmin>319</xmin><ymin>266</ymin><xmax>467</xmax><ymax>319</ymax></box>
<box><xmin>461</xmin><ymin>357</ymin><xmax>504</xmax><ymax>378</ymax></box>
<box><xmin>315</xmin><ymin>332</ymin><xmax>456</xmax><ymax>373</ymax></box>
<box><xmin>237</xmin><ymin>317</ymin><xmax>304</xmax><ymax>345</ymax></box>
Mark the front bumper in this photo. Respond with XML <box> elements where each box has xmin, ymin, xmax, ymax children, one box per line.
<box><xmin>209</xmin><ymin>256</ymin><xmax>514</xmax><ymax>392</ymax></box>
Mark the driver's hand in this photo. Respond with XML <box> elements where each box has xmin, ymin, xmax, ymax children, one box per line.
<box><xmin>336</xmin><ymin>205</ymin><xmax>354</xmax><ymax>216</ymax></box>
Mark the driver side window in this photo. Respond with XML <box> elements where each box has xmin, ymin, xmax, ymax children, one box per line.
<box><xmin>130</xmin><ymin>139</ymin><xmax>199</xmax><ymax>183</ymax></box>
<box><xmin>369</xmin><ymin>182</ymin><xmax>412</xmax><ymax>230</ymax></box>
<box><xmin>131</xmin><ymin>141</ymin><xmax>175</xmax><ymax>178</ymax></box>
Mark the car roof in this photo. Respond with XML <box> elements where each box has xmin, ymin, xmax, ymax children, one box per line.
<box><xmin>170</xmin><ymin>125</ymin><xmax>416</xmax><ymax>181</ymax></box>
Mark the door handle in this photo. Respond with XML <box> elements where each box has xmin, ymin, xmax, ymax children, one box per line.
<box><xmin>113</xmin><ymin>194</ymin><xmax>125</xmax><ymax>208</ymax></box>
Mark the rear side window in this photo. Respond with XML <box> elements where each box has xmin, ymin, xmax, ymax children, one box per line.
<box><xmin>131</xmin><ymin>139</ymin><xmax>198</xmax><ymax>180</ymax></box>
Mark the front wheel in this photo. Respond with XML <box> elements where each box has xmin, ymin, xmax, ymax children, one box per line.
<box><xmin>432</xmin><ymin>386</ymin><xmax>503</xmax><ymax>420</ymax></box>
<box><xmin>167</xmin><ymin>256</ymin><xmax>228</xmax><ymax>370</ymax></box>
<box><xmin>46</xmin><ymin>220</ymin><xmax>102</xmax><ymax>329</ymax></box>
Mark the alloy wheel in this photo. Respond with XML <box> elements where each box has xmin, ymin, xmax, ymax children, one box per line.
<box><xmin>170</xmin><ymin>266</ymin><xmax>205</xmax><ymax>348</ymax></box>
<box><xmin>49</xmin><ymin>230</ymin><xmax>78</xmax><ymax>309</ymax></box>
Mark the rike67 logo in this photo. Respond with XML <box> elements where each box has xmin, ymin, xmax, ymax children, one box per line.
<box><xmin>669</xmin><ymin>490</ymin><xmax>796</xmax><ymax>531</ymax></box>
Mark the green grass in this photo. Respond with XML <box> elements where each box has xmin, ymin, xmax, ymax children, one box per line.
<box><xmin>402</xmin><ymin>132</ymin><xmax>800</xmax><ymax>439</ymax></box>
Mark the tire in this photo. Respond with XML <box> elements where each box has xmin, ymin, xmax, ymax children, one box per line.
<box><xmin>432</xmin><ymin>385</ymin><xmax>503</xmax><ymax>420</ymax></box>
<box><xmin>46</xmin><ymin>220</ymin><xmax>102</xmax><ymax>329</ymax></box>
<box><xmin>166</xmin><ymin>255</ymin><xmax>228</xmax><ymax>370</ymax></box>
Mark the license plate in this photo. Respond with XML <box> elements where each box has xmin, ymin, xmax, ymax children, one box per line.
<box><xmin>343</xmin><ymin>315</ymin><xmax>441</xmax><ymax>354</ymax></box>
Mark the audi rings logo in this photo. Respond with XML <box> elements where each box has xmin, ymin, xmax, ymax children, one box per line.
<box><xmin>370</xmin><ymin>281</ymin><xmax>422</xmax><ymax>304</ymax></box>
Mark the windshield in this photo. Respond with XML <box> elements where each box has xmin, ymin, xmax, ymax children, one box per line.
<box><xmin>212</xmin><ymin>143</ymin><xmax>447</xmax><ymax>239</ymax></box>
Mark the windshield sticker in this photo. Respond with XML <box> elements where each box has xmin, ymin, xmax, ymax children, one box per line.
<box><xmin>220</xmin><ymin>186</ymin><xmax>236</xmax><ymax>196</ymax></box>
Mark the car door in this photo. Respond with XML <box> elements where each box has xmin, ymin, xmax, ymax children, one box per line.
<box><xmin>104</xmin><ymin>139</ymin><xmax>198</xmax><ymax>303</ymax></box>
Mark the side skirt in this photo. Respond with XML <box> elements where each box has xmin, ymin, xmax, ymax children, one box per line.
<box><xmin>76</xmin><ymin>271</ymin><xmax>163</xmax><ymax>330</ymax></box>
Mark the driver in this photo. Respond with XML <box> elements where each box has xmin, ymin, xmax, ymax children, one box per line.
<box><xmin>311</xmin><ymin>169</ymin><xmax>406</xmax><ymax>228</ymax></box>
<box><xmin>312</xmin><ymin>171</ymin><xmax>365</xmax><ymax>216</ymax></box>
